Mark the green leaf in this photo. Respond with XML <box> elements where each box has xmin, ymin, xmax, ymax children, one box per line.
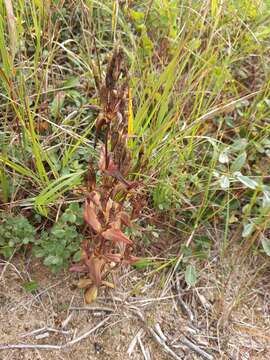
<box><xmin>219</xmin><ymin>150</ymin><xmax>229</xmax><ymax>164</ymax></box>
<box><xmin>211</xmin><ymin>0</ymin><xmax>218</xmax><ymax>17</ymax></box>
<box><xmin>132</xmin><ymin>258</ymin><xmax>154</xmax><ymax>269</ymax></box>
<box><xmin>231</xmin><ymin>139</ymin><xmax>248</xmax><ymax>152</ymax></box>
<box><xmin>23</xmin><ymin>280</ymin><xmax>38</xmax><ymax>293</ymax></box>
<box><xmin>231</xmin><ymin>152</ymin><xmax>247</xmax><ymax>172</ymax></box>
<box><xmin>242</xmin><ymin>223</ymin><xmax>254</xmax><ymax>238</ymax></box>
<box><xmin>61</xmin><ymin>212</ymin><xmax>76</xmax><ymax>223</ymax></box>
<box><xmin>51</xmin><ymin>228</ymin><xmax>65</xmax><ymax>238</ymax></box>
<box><xmin>219</xmin><ymin>175</ymin><xmax>230</xmax><ymax>190</ymax></box>
<box><xmin>185</xmin><ymin>264</ymin><xmax>197</xmax><ymax>287</ymax></box>
<box><xmin>34</xmin><ymin>171</ymin><xmax>84</xmax><ymax>216</ymax></box>
<box><xmin>73</xmin><ymin>250</ymin><xmax>81</xmax><ymax>262</ymax></box>
<box><xmin>261</xmin><ymin>236</ymin><xmax>270</xmax><ymax>256</ymax></box>
<box><xmin>33</xmin><ymin>247</ymin><xmax>45</xmax><ymax>258</ymax></box>
<box><xmin>22</xmin><ymin>237</ymin><xmax>31</xmax><ymax>244</ymax></box>
<box><xmin>234</xmin><ymin>172</ymin><xmax>258</xmax><ymax>190</ymax></box>
<box><xmin>51</xmin><ymin>91</ymin><xmax>65</xmax><ymax>118</ymax></box>
<box><xmin>262</xmin><ymin>190</ymin><xmax>270</xmax><ymax>211</ymax></box>
<box><xmin>130</xmin><ymin>9</ymin><xmax>145</xmax><ymax>23</ymax></box>
<box><xmin>44</xmin><ymin>255</ymin><xmax>60</xmax><ymax>266</ymax></box>
<box><xmin>63</xmin><ymin>77</ymin><xmax>80</xmax><ymax>88</ymax></box>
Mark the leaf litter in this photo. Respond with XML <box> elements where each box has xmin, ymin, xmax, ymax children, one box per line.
<box><xmin>1</xmin><ymin>246</ymin><xmax>270</xmax><ymax>359</ymax></box>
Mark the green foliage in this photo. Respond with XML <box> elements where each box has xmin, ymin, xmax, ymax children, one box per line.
<box><xmin>23</xmin><ymin>280</ymin><xmax>39</xmax><ymax>293</ymax></box>
<box><xmin>33</xmin><ymin>203</ymin><xmax>84</xmax><ymax>272</ymax></box>
<box><xmin>0</xmin><ymin>216</ymin><xmax>35</xmax><ymax>258</ymax></box>
<box><xmin>185</xmin><ymin>264</ymin><xmax>197</xmax><ymax>287</ymax></box>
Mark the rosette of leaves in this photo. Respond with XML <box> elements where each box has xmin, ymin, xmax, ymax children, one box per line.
<box><xmin>0</xmin><ymin>216</ymin><xmax>35</xmax><ymax>258</ymax></box>
<box><xmin>33</xmin><ymin>203</ymin><xmax>83</xmax><ymax>272</ymax></box>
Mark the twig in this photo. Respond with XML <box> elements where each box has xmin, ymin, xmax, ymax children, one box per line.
<box><xmin>66</xmin><ymin>316</ymin><xmax>109</xmax><ymax>347</ymax></box>
<box><xmin>175</xmin><ymin>336</ymin><xmax>214</xmax><ymax>360</ymax></box>
<box><xmin>175</xmin><ymin>276</ymin><xmax>195</xmax><ymax>322</ymax></box>
<box><xmin>127</xmin><ymin>328</ymin><xmax>144</xmax><ymax>356</ymax></box>
<box><xmin>154</xmin><ymin>324</ymin><xmax>167</xmax><ymax>342</ymax></box>
<box><xmin>0</xmin><ymin>252</ymin><xmax>20</xmax><ymax>281</ymax></box>
<box><xmin>0</xmin><ymin>344</ymin><xmax>62</xmax><ymax>351</ymax></box>
<box><xmin>61</xmin><ymin>312</ymin><xmax>74</xmax><ymax>329</ymax></box>
<box><xmin>70</xmin><ymin>306</ymin><xmax>114</xmax><ymax>313</ymax></box>
<box><xmin>149</xmin><ymin>328</ymin><xmax>182</xmax><ymax>360</ymax></box>
<box><xmin>0</xmin><ymin>317</ymin><xmax>110</xmax><ymax>351</ymax></box>
<box><xmin>138</xmin><ymin>334</ymin><xmax>151</xmax><ymax>360</ymax></box>
<box><xmin>131</xmin><ymin>308</ymin><xmax>182</xmax><ymax>360</ymax></box>
<box><xmin>35</xmin><ymin>333</ymin><xmax>50</xmax><ymax>340</ymax></box>
<box><xmin>21</xmin><ymin>327</ymin><xmax>71</xmax><ymax>339</ymax></box>
<box><xmin>20</xmin><ymin>327</ymin><xmax>47</xmax><ymax>338</ymax></box>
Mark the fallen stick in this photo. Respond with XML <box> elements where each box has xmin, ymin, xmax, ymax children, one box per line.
<box><xmin>0</xmin><ymin>316</ymin><xmax>110</xmax><ymax>351</ymax></box>
<box><xmin>149</xmin><ymin>328</ymin><xmax>182</xmax><ymax>360</ymax></box>
<box><xmin>175</xmin><ymin>336</ymin><xmax>214</xmax><ymax>360</ymax></box>
<box><xmin>131</xmin><ymin>307</ymin><xmax>182</xmax><ymax>360</ymax></box>
<box><xmin>127</xmin><ymin>328</ymin><xmax>144</xmax><ymax>357</ymax></box>
<box><xmin>21</xmin><ymin>327</ymin><xmax>71</xmax><ymax>338</ymax></box>
<box><xmin>175</xmin><ymin>276</ymin><xmax>195</xmax><ymax>322</ymax></box>
<box><xmin>138</xmin><ymin>334</ymin><xmax>151</xmax><ymax>360</ymax></box>
<box><xmin>70</xmin><ymin>306</ymin><xmax>114</xmax><ymax>312</ymax></box>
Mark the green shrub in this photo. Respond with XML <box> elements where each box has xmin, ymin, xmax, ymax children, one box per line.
<box><xmin>33</xmin><ymin>203</ymin><xmax>84</xmax><ymax>272</ymax></box>
<box><xmin>0</xmin><ymin>216</ymin><xmax>35</xmax><ymax>258</ymax></box>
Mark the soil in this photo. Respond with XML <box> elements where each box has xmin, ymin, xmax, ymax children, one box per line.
<box><xmin>0</xmin><ymin>252</ymin><xmax>270</xmax><ymax>360</ymax></box>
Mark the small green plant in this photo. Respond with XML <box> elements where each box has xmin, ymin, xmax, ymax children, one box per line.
<box><xmin>0</xmin><ymin>216</ymin><xmax>36</xmax><ymax>258</ymax></box>
<box><xmin>33</xmin><ymin>203</ymin><xmax>84</xmax><ymax>272</ymax></box>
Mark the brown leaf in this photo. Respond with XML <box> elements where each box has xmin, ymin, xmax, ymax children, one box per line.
<box><xmin>81</xmin><ymin>240</ymin><xmax>90</xmax><ymax>261</ymax></box>
<box><xmin>95</xmin><ymin>114</ymin><xmax>107</xmax><ymax>147</ymax></box>
<box><xmin>85</xmin><ymin>159</ymin><xmax>96</xmax><ymax>191</ymax></box>
<box><xmin>101</xmin><ymin>280</ymin><xmax>115</xmax><ymax>289</ymax></box>
<box><xmin>102</xmin><ymin>227</ymin><xmax>133</xmax><ymax>245</ymax></box>
<box><xmin>69</xmin><ymin>264</ymin><xmax>88</xmax><ymax>273</ymax></box>
<box><xmin>118</xmin><ymin>211</ymin><xmax>133</xmax><ymax>227</ymax></box>
<box><xmin>104</xmin><ymin>198</ymin><xmax>114</xmax><ymax>222</ymax></box>
<box><xmin>77</xmin><ymin>278</ymin><xmax>93</xmax><ymax>289</ymax></box>
<box><xmin>123</xmin><ymin>255</ymin><xmax>140</xmax><ymax>264</ymax></box>
<box><xmin>84</xmin><ymin>285</ymin><xmax>98</xmax><ymax>304</ymax></box>
<box><xmin>83</xmin><ymin>199</ymin><xmax>102</xmax><ymax>233</ymax></box>
<box><xmin>85</xmin><ymin>256</ymin><xmax>104</xmax><ymax>286</ymax></box>
<box><xmin>99</xmin><ymin>146</ymin><xmax>130</xmax><ymax>187</ymax></box>
<box><xmin>98</xmin><ymin>146</ymin><xmax>107</xmax><ymax>172</ymax></box>
<box><xmin>111</xmin><ymin>183</ymin><xmax>127</xmax><ymax>198</ymax></box>
<box><xmin>90</xmin><ymin>191</ymin><xmax>102</xmax><ymax>210</ymax></box>
<box><xmin>103</xmin><ymin>253</ymin><xmax>122</xmax><ymax>263</ymax></box>
<box><xmin>105</xmin><ymin>46</ymin><xmax>124</xmax><ymax>89</ymax></box>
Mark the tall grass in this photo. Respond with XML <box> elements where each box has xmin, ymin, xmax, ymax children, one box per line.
<box><xmin>0</xmin><ymin>0</ymin><xmax>270</xmax><ymax>256</ymax></box>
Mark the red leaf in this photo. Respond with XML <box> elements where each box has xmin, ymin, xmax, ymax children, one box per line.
<box><xmin>118</xmin><ymin>211</ymin><xmax>133</xmax><ymax>227</ymax></box>
<box><xmin>103</xmin><ymin>253</ymin><xmax>122</xmax><ymax>263</ymax></box>
<box><xmin>124</xmin><ymin>255</ymin><xmax>140</xmax><ymax>264</ymax></box>
<box><xmin>98</xmin><ymin>146</ymin><xmax>107</xmax><ymax>173</ymax></box>
<box><xmin>104</xmin><ymin>198</ymin><xmax>114</xmax><ymax>222</ymax></box>
<box><xmin>102</xmin><ymin>227</ymin><xmax>133</xmax><ymax>245</ymax></box>
<box><xmin>85</xmin><ymin>256</ymin><xmax>104</xmax><ymax>286</ymax></box>
<box><xmin>98</xmin><ymin>146</ymin><xmax>130</xmax><ymax>187</ymax></box>
<box><xmin>83</xmin><ymin>199</ymin><xmax>102</xmax><ymax>233</ymax></box>
<box><xmin>69</xmin><ymin>264</ymin><xmax>88</xmax><ymax>273</ymax></box>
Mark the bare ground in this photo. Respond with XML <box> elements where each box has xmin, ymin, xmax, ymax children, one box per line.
<box><xmin>0</xmin><ymin>250</ymin><xmax>270</xmax><ymax>360</ymax></box>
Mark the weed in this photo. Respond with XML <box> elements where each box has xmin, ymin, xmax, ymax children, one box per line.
<box><xmin>0</xmin><ymin>215</ymin><xmax>35</xmax><ymax>258</ymax></box>
<box><xmin>33</xmin><ymin>203</ymin><xmax>84</xmax><ymax>272</ymax></box>
<box><xmin>70</xmin><ymin>47</ymin><xmax>145</xmax><ymax>303</ymax></box>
